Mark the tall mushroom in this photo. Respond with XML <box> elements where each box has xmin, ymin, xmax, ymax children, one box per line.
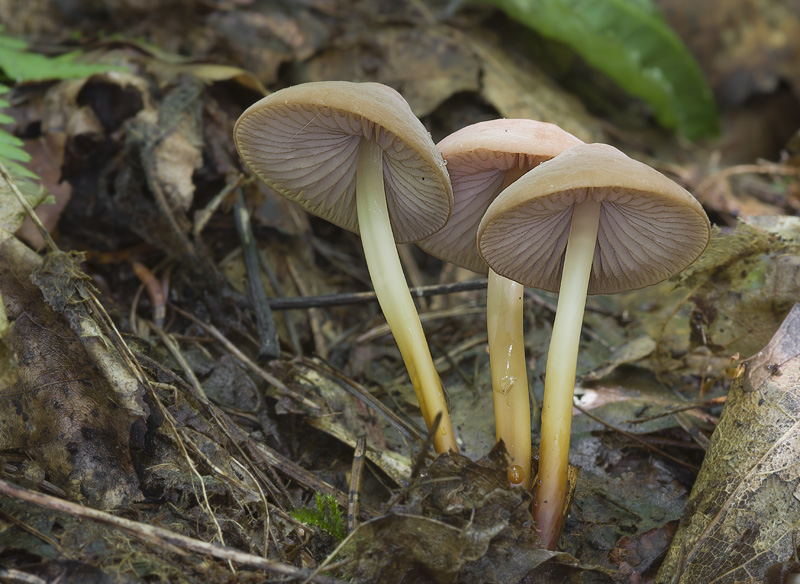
<box><xmin>234</xmin><ymin>81</ymin><xmax>457</xmax><ymax>453</ymax></box>
<box><xmin>418</xmin><ymin>119</ymin><xmax>583</xmax><ymax>488</ymax></box>
<box><xmin>477</xmin><ymin>143</ymin><xmax>710</xmax><ymax>548</ymax></box>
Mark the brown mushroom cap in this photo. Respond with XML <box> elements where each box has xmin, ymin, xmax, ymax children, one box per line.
<box><xmin>417</xmin><ymin>119</ymin><xmax>583</xmax><ymax>273</ymax></box>
<box><xmin>234</xmin><ymin>81</ymin><xmax>453</xmax><ymax>243</ymax></box>
<box><xmin>477</xmin><ymin>143</ymin><xmax>711</xmax><ymax>294</ymax></box>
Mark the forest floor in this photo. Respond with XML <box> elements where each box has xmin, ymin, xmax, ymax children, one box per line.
<box><xmin>1</xmin><ymin>1</ymin><xmax>800</xmax><ymax>583</ymax></box>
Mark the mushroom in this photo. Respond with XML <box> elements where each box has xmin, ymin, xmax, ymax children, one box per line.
<box><xmin>418</xmin><ymin>119</ymin><xmax>583</xmax><ymax>488</ymax></box>
<box><xmin>477</xmin><ymin>142</ymin><xmax>710</xmax><ymax>548</ymax></box>
<box><xmin>234</xmin><ymin>81</ymin><xmax>458</xmax><ymax>453</ymax></box>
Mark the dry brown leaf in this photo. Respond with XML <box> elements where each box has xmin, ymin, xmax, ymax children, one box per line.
<box><xmin>467</xmin><ymin>34</ymin><xmax>605</xmax><ymax>144</ymax></box>
<box><xmin>348</xmin><ymin>448</ymin><xmax>600</xmax><ymax>584</ymax></box>
<box><xmin>656</xmin><ymin>303</ymin><xmax>800</xmax><ymax>583</ymax></box>
<box><xmin>146</xmin><ymin>62</ymin><xmax>268</xmax><ymax>95</ymax></box>
<box><xmin>657</xmin><ymin>0</ymin><xmax>800</xmax><ymax>162</ymax></box>
<box><xmin>620</xmin><ymin>219</ymin><xmax>797</xmax><ymax>361</ymax></box>
<box><xmin>658</xmin><ymin>0</ymin><xmax>800</xmax><ymax>107</ymax></box>
<box><xmin>209</xmin><ymin>5</ymin><xmax>328</xmax><ymax>85</ymax></box>
<box><xmin>269</xmin><ymin>358</ymin><xmax>412</xmax><ymax>485</ymax></box>
<box><xmin>296</xmin><ymin>23</ymin><xmax>481</xmax><ymax>118</ymax></box>
<box><xmin>148</xmin><ymin>112</ymin><xmax>202</xmax><ymax>213</ymax></box>
<box><xmin>584</xmin><ymin>335</ymin><xmax>657</xmax><ymax>381</ymax></box>
<box><xmin>113</xmin><ymin>81</ymin><xmax>215</xmax><ymax>271</ymax></box>
<box><xmin>14</xmin><ymin>136</ymin><xmax>71</xmax><ymax>249</ymax></box>
<box><xmin>0</xmin><ymin>234</ymin><xmax>146</xmax><ymax>508</ymax></box>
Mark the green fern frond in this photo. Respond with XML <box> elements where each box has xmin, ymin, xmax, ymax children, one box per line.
<box><xmin>0</xmin><ymin>84</ymin><xmax>42</xmax><ymax>212</ymax></box>
<box><xmin>0</xmin><ymin>29</ymin><xmax>116</xmax><ymax>83</ymax></box>
<box><xmin>0</xmin><ymin>29</ymin><xmax>121</xmax><ymax>232</ymax></box>
<box><xmin>0</xmin><ymin>26</ymin><xmax>122</xmax><ymax>232</ymax></box>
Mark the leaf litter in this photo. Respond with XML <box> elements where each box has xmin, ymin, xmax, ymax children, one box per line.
<box><xmin>656</xmin><ymin>303</ymin><xmax>800</xmax><ymax>583</ymax></box>
<box><xmin>0</xmin><ymin>0</ymin><xmax>799</xmax><ymax>583</ymax></box>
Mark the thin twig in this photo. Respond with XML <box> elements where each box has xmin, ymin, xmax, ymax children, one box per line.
<box><xmin>0</xmin><ymin>479</ymin><xmax>347</xmax><ymax>584</ymax></box>
<box><xmin>133</xmin><ymin>351</ymin><xmax>292</xmax><ymax>508</ymax></box>
<box><xmin>193</xmin><ymin>173</ymin><xmax>248</xmax><ymax>237</ymax></box>
<box><xmin>348</xmin><ymin>435</ymin><xmax>367</xmax><ymax>534</ymax></box>
<box><xmin>356</xmin><ymin>305</ymin><xmax>484</xmax><ymax>344</ymax></box>
<box><xmin>626</xmin><ymin>396</ymin><xmax>726</xmax><ymax>424</ymax></box>
<box><xmin>234</xmin><ymin>188</ymin><xmax>279</xmax><ymax>359</ymax></box>
<box><xmin>286</xmin><ymin>255</ymin><xmax>328</xmax><ymax>360</ymax></box>
<box><xmin>258</xmin><ymin>249</ymin><xmax>303</xmax><ymax>355</ymax></box>
<box><xmin>266</xmin><ymin>279</ymin><xmax>488</xmax><ymax>310</ymax></box>
<box><xmin>170</xmin><ymin>304</ymin><xmax>320</xmax><ymax>410</ymax></box>
<box><xmin>0</xmin><ymin>506</ymin><xmax>61</xmax><ymax>552</ymax></box>
<box><xmin>573</xmin><ymin>403</ymin><xmax>700</xmax><ymax>471</ymax></box>
<box><xmin>0</xmin><ymin>160</ymin><xmax>58</xmax><ymax>251</ymax></box>
<box><xmin>696</xmin><ymin>162</ymin><xmax>800</xmax><ymax>199</ymax></box>
<box><xmin>299</xmin><ymin>357</ymin><xmax>425</xmax><ymax>445</ymax></box>
<box><xmin>385</xmin><ymin>412</ymin><xmax>444</xmax><ymax>513</ymax></box>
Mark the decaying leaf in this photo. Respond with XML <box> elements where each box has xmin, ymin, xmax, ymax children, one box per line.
<box><xmin>619</xmin><ymin>218</ymin><xmax>799</xmax><ymax>362</ymax></box>
<box><xmin>209</xmin><ymin>2</ymin><xmax>329</xmax><ymax>85</ymax></box>
<box><xmin>128</xmin><ymin>83</ymin><xmax>203</xmax><ymax>214</ymax></box>
<box><xmin>14</xmin><ymin>136</ymin><xmax>72</xmax><ymax>249</ymax></box>
<box><xmin>684</xmin><ymin>219</ymin><xmax>800</xmax><ymax>357</ymax></box>
<box><xmin>658</xmin><ymin>0</ymin><xmax>800</xmax><ymax>108</ymax></box>
<box><xmin>0</xmin><ymin>234</ymin><xmax>147</xmax><ymax>508</ymax></box>
<box><xmin>295</xmin><ymin>23</ymin><xmax>481</xmax><ymax>118</ymax></box>
<box><xmin>584</xmin><ymin>335</ymin><xmax>657</xmax><ymax>381</ymax></box>
<box><xmin>348</xmin><ymin>448</ymin><xmax>607</xmax><ymax>583</ymax></box>
<box><xmin>609</xmin><ymin>522</ymin><xmax>679</xmax><ymax>576</ymax></box>
<box><xmin>114</xmin><ymin>80</ymin><xmax>215</xmax><ymax>273</ymax></box>
<box><xmin>656</xmin><ymin>303</ymin><xmax>800</xmax><ymax>583</ymax></box>
<box><xmin>270</xmin><ymin>358</ymin><xmax>413</xmax><ymax>485</ymax></box>
<box><xmin>469</xmin><ymin>34</ymin><xmax>605</xmax><ymax>143</ymax></box>
<box><xmin>147</xmin><ymin>61</ymin><xmax>268</xmax><ymax>95</ymax></box>
<box><xmin>0</xmin><ymin>169</ymin><xmax>50</xmax><ymax>236</ymax></box>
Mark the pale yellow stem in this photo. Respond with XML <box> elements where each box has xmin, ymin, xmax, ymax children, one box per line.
<box><xmin>356</xmin><ymin>139</ymin><xmax>458</xmax><ymax>454</ymax></box>
<box><xmin>534</xmin><ymin>198</ymin><xmax>601</xmax><ymax>549</ymax></box>
<box><xmin>487</xmin><ymin>269</ymin><xmax>530</xmax><ymax>489</ymax></box>
<box><xmin>484</xmin><ymin>165</ymin><xmax>535</xmax><ymax>486</ymax></box>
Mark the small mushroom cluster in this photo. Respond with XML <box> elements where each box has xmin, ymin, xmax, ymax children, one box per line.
<box><xmin>234</xmin><ymin>81</ymin><xmax>711</xmax><ymax>550</ymax></box>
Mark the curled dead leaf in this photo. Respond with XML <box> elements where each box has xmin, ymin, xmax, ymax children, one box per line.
<box><xmin>0</xmin><ymin>235</ymin><xmax>147</xmax><ymax>508</ymax></box>
<box><xmin>656</xmin><ymin>303</ymin><xmax>800</xmax><ymax>583</ymax></box>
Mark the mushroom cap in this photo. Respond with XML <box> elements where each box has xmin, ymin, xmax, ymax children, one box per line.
<box><xmin>233</xmin><ymin>81</ymin><xmax>453</xmax><ymax>243</ymax></box>
<box><xmin>477</xmin><ymin>142</ymin><xmax>711</xmax><ymax>294</ymax></box>
<box><xmin>417</xmin><ymin>119</ymin><xmax>583</xmax><ymax>273</ymax></box>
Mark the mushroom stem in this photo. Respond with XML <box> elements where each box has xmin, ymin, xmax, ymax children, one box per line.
<box><xmin>534</xmin><ymin>197</ymin><xmax>601</xmax><ymax>549</ymax></box>
<box><xmin>487</xmin><ymin>269</ymin><xmax>530</xmax><ymax>488</ymax></box>
<box><xmin>356</xmin><ymin>139</ymin><xmax>458</xmax><ymax>454</ymax></box>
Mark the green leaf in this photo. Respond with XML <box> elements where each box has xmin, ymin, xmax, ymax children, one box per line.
<box><xmin>0</xmin><ymin>35</ymin><xmax>27</xmax><ymax>52</ymax></box>
<box><xmin>477</xmin><ymin>0</ymin><xmax>719</xmax><ymax>139</ymax></box>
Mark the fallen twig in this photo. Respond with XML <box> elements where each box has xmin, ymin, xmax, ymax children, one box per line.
<box><xmin>0</xmin><ymin>479</ymin><xmax>348</xmax><ymax>584</ymax></box>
